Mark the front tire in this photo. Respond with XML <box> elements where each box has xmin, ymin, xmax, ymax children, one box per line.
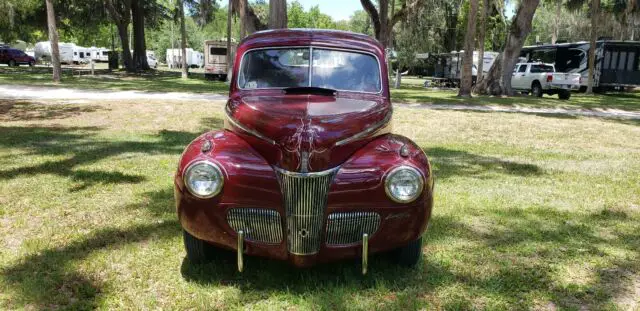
<box><xmin>531</xmin><ymin>82</ymin><xmax>543</xmax><ymax>98</ymax></box>
<box><xmin>29</xmin><ymin>61</ymin><xmax>35</xmax><ymax>67</ymax></box>
<box><xmin>558</xmin><ymin>90</ymin><xmax>571</xmax><ymax>100</ymax></box>
<box><xmin>8</xmin><ymin>59</ymin><xmax>16</xmax><ymax>67</ymax></box>
<box><xmin>183</xmin><ymin>230</ymin><xmax>213</xmax><ymax>264</ymax></box>
<box><xmin>393</xmin><ymin>237</ymin><xmax>423</xmax><ymax>267</ymax></box>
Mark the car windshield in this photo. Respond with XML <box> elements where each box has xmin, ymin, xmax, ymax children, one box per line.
<box><xmin>238</xmin><ymin>48</ymin><xmax>381</xmax><ymax>93</ymax></box>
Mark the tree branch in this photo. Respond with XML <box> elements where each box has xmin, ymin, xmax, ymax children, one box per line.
<box><xmin>360</xmin><ymin>0</ymin><xmax>381</xmax><ymax>38</ymax></box>
<box><xmin>391</xmin><ymin>0</ymin><xmax>423</xmax><ymax>26</ymax></box>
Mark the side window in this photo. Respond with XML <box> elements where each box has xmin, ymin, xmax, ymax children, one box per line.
<box><xmin>518</xmin><ymin>65</ymin><xmax>527</xmax><ymax>73</ymax></box>
<box><xmin>513</xmin><ymin>65</ymin><xmax>519</xmax><ymax>73</ymax></box>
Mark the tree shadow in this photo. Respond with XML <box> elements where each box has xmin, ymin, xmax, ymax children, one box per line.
<box><xmin>1</xmin><ymin>220</ymin><xmax>181</xmax><ymax>310</ymax></box>
<box><xmin>423</xmin><ymin>147</ymin><xmax>543</xmax><ymax>180</ymax></box>
<box><xmin>0</xmin><ymin>125</ymin><xmax>207</xmax><ymax>191</ymax></box>
<box><xmin>0</xmin><ymin>99</ymin><xmax>107</xmax><ymax>121</ymax></box>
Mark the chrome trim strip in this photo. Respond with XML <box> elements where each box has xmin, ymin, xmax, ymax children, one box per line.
<box><xmin>273</xmin><ymin>165</ymin><xmax>340</xmax><ymax>177</ymax></box>
<box><xmin>335</xmin><ymin>111</ymin><xmax>392</xmax><ymax>146</ymax></box>
<box><xmin>225</xmin><ymin>105</ymin><xmax>277</xmax><ymax>145</ymax></box>
<box><xmin>236</xmin><ymin>46</ymin><xmax>384</xmax><ymax>95</ymax></box>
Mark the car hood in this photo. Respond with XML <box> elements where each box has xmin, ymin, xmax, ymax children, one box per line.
<box><xmin>225</xmin><ymin>92</ymin><xmax>391</xmax><ymax>172</ymax></box>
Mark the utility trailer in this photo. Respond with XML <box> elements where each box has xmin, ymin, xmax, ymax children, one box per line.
<box><xmin>520</xmin><ymin>40</ymin><xmax>640</xmax><ymax>91</ymax></box>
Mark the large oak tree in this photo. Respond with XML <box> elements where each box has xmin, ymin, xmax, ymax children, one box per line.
<box><xmin>475</xmin><ymin>0</ymin><xmax>540</xmax><ymax>96</ymax></box>
<box><xmin>359</xmin><ymin>0</ymin><xmax>425</xmax><ymax>47</ymax></box>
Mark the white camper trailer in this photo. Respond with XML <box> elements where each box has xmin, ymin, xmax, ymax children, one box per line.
<box><xmin>72</xmin><ymin>45</ymin><xmax>91</xmax><ymax>64</ymax></box>
<box><xmin>166</xmin><ymin>48</ymin><xmax>203</xmax><ymax>68</ymax></box>
<box><xmin>34</xmin><ymin>41</ymin><xmax>74</xmax><ymax>64</ymax></box>
<box><xmin>440</xmin><ymin>50</ymin><xmax>498</xmax><ymax>85</ymax></box>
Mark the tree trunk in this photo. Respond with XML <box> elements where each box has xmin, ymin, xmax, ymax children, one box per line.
<box><xmin>458</xmin><ymin>0</ymin><xmax>478</xmax><ymax>97</ymax></box>
<box><xmin>360</xmin><ymin>0</ymin><xmax>423</xmax><ymax>47</ymax></box>
<box><xmin>233</xmin><ymin>0</ymin><xmax>267</xmax><ymax>37</ymax></box>
<box><xmin>106</xmin><ymin>0</ymin><xmax>134</xmax><ymax>72</ymax></box>
<box><xmin>586</xmin><ymin>0</ymin><xmax>599</xmax><ymax>94</ymax></box>
<box><xmin>45</xmin><ymin>0</ymin><xmax>61</xmax><ymax>82</ymax></box>
<box><xmin>475</xmin><ymin>0</ymin><xmax>539</xmax><ymax>96</ymax></box>
<box><xmin>131</xmin><ymin>0</ymin><xmax>149</xmax><ymax>70</ymax></box>
<box><xmin>178</xmin><ymin>0</ymin><xmax>189</xmax><ymax>79</ymax></box>
<box><xmin>476</xmin><ymin>0</ymin><xmax>488</xmax><ymax>83</ymax></box>
<box><xmin>269</xmin><ymin>0</ymin><xmax>288</xmax><ymax>29</ymax></box>
<box><xmin>116</xmin><ymin>24</ymin><xmax>133</xmax><ymax>72</ymax></box>
<box><xmin>552</xmin><ymin>1</ymin><xmax>561</xmax><ymax>44</ymax></box>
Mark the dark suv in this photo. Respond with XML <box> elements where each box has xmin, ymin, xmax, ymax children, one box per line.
<box><xmin>0</xmin><ymin>48</ymin><xmax>36</xmax><ymax>67</ymax></box>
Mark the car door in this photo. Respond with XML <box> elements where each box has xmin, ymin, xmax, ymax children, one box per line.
<box><xmin>512</xmin><ymin>64</ymin><xmax>528</xmax><ymax>89</ymax></box>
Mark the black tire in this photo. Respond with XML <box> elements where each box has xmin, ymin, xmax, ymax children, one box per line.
<box><xmin>183</xmin><ymin>230</ymin><xmax>212</xmax><ymax>264</ymax></box>
<box><xmin>558</xmin><ymin>90</ymin><xmax>571</xmax><ymax>100</ymax></box>
<box><xmin>29</xmin><ymin>61</ymin><xmax>35</xmax><ymax>67</ymax></box>
<box><xmin>531</xmin><ymin>82</ymin><xmax>543</xmax><ymax>98</ymax></box>
<box><xmin>393</xmin><ymin>237</ymin><xmax>423</xmax><ymax>267</ymax></box>
<box><xmin>8</xmin><ymin>59</ymin><xmax>16</xmax><ymax>67</ymax></box>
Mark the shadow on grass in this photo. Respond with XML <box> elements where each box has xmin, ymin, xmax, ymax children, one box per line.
<box><xmin>1</xmin><ymin>220</ymin><xmax>181</xmax><ymax>310</ymax></box>
<box><xmin>0</xmin><ymin>67</ymin><xmax>228</xmax><ymax>94</ymax></box>
<box><xmin>0</xmin><ymin>125</ymin><xmax>206</xmax><ymax>191</ymax></box>
<box><xmin>2</xmin><ymin>185</ymin><xmax>638</xmax><ymax>309</ymax></box>
<box><xmin>0</xmin><ymin>100</ymin><xmax>108</xmax><ymax>121</ymax></box>
<box><xmin>392</xmin><ymin>86</ymin><xmax>640</xmax><ymax>112</ymax></box>
<box><xmin>424</xmin><ymin>147</ymin><xmax>543</xmax><ymax>180</ymax></box>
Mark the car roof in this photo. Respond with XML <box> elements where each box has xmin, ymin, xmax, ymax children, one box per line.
<box><xmin>238</xmin><ymin>29</ymin><xmax>384</xmax><ymax>56</ymax></box>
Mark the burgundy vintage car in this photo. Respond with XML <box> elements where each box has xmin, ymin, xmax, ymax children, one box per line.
<box><xmin>175</xmin><ymin>29</ymin><xmax>434</xmax><ymax>274</ymax></box>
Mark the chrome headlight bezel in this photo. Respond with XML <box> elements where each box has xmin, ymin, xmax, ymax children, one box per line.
<box><xmin>183</xmin><ymin>160</ymin><xmax>224</xmax><ymax>199</ymax></box>
<box><xmin>384</xmin><ymin>165</ymin><xmax>424</xmax><ymax>203</ymax></box>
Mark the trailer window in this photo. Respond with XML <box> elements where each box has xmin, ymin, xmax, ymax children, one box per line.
<box><xmin>210</xmin><ymin>47</ymin><xmax>226</xmax><ymax>55</ymax></box>
<box><xmin>604</xmin><ymin>51</ymin><xmax>611</xmax><ymax>69</ymax></box>
<box><xmin>619</xmin><ymin>52</ymin><xmax>627</xmax><ymax>70</ymax></box>
<box><xmin>627</xmin><ymin>52</ymin><xmax>635</xmax><ymax>71</ymax></box>
<box><xmin>611</xmin><ymin>51</ymin><xmax>618</xmax><ymax>69</ymax></box>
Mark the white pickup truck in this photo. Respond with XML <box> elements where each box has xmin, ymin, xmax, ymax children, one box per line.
<box><xmin>511</xmin><ymin>63</ymin><xmax>581</xmax><ymax>100</ymax></box>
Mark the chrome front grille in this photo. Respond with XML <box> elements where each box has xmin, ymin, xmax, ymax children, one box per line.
<box><xmin>276</xmin><ymin>167</ymin><xmax>337</xmax><ymax>255</ymax></box>
<box><xmin>227</xmin><ymin>208</ymin><xmax>283</xmax><ymax>244</ymax></box>
<box><xmin>326</xmin><ymin>212</ymin><xmax>381</xmax><ymax>245</ymax></box>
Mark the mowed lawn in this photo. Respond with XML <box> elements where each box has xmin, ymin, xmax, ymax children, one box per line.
<box><xmin>0</xmin><ymin>94</ymin><xmax>639</xmax><ymax>310</ymax></box>
<box><xmin>3</xmin><ymin>68</ymin><xmax>640</xmax><ymax>112</ymax></box>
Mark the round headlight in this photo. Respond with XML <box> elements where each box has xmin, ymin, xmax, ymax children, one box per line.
<box><xmin>385</xmin><ymin>166</ymin><xmax>424</xmax><ymax>203</ymax></box>
<box><xmin>183</xmin><ymin>161</ymin><xmax>224</xmax><ymax>198</ymax></box>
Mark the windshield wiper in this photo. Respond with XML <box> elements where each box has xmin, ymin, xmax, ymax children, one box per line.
<box><xmin>283</xmin><ymin>86</ymin><xmax>337</xmax><ymax>96</ymax></box>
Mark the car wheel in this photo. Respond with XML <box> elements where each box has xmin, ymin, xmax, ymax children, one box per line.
<box><xmin>531</xmin><ymin>82</ymin><xmax>543</xmax><ymax>98</ymax></box>
<box><xmin>183</xmin><ymin>230</ymin><xmax>213</xmax><ymax>264</ymax></box>
<box><xmin>29</xmin><ymin>61</ymin><xmax>35</xmax><ymax>67</ymax></box>
<box><xmin>8</xmin><ymin>59</ymin><xmax>16</xmax><ymax>67</ymax></box>
<box><xmin>393</xmin><ymin>237</ymin><xmax>423</xmax><ymax>267</ymax></box>
<box><xmin>558</xmin><ymin>90</ymin><xmax>571</xmax><ymax>100</ymax></box>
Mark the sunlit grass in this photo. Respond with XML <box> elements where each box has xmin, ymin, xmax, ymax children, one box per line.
<box><xmin>0</xmin><ymin>85</ymin><xmax>639</xmax><ymax>309</ymax></box>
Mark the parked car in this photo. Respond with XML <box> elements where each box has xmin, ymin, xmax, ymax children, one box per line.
<box><xmin>0</xmin><ymin>48</ymin><xmax>36</xmax><ymax>67</ymax></box>
<box><xmin>174</xmin><ymin>29</ymin><xmax>435</xmax><ymax>274</ymax></box>
<box><xmin>511</xmin><ymin>62</ymin><xmax>581</xmax><ymax>99</ymax></box>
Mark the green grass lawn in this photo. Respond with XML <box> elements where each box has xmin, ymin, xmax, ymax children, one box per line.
<box><xmin>0</xmin><ymin>96</ymin><xmax>638</xmax><ymax>310</ymax></box>
<box><xmin>0</xmin><ymin>67</ymin><xmax>229</xmax><ymax>94</ymax></box>
<box><xmin>3</xmin><ymin>68</ymin><xmax>640</xmax><ymax>112</ymax></box>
